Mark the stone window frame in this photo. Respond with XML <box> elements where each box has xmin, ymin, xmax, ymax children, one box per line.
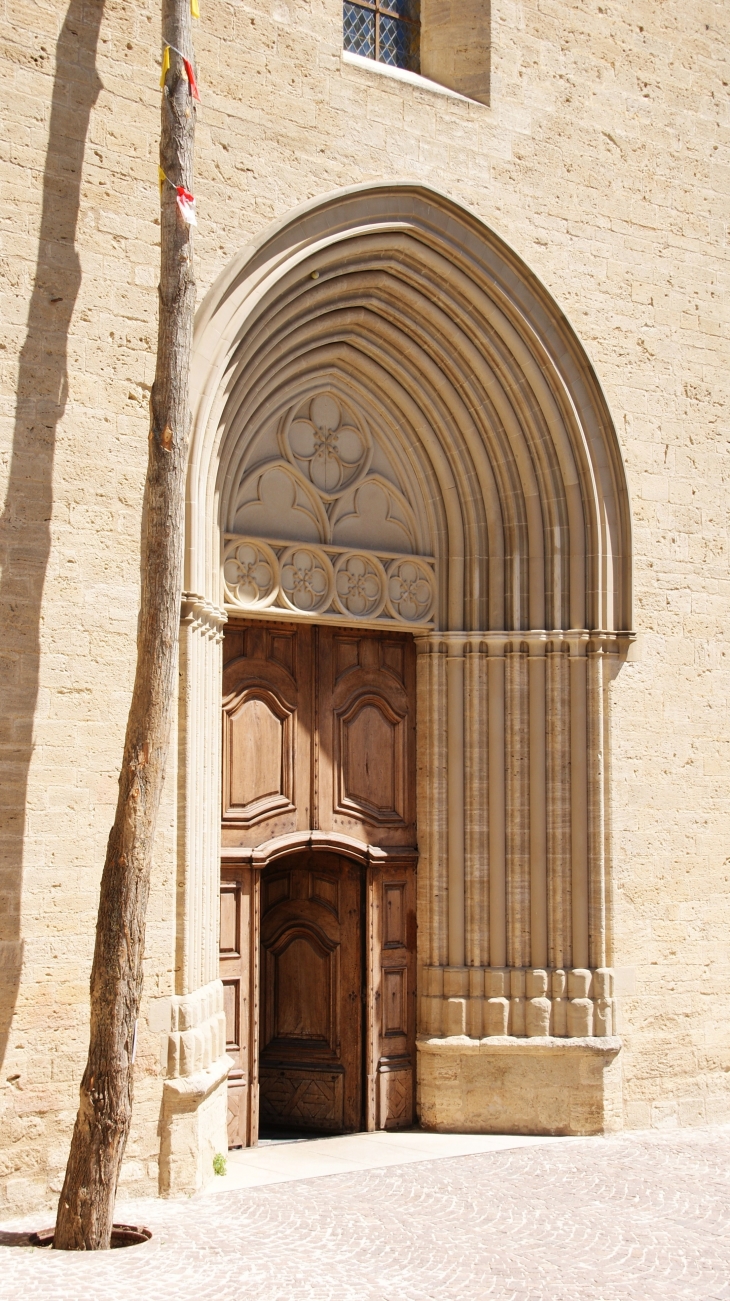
<box><xmin>342</xmin><ymin>0</ymin><xmax>491</xmax><ymax>106</ymax></box>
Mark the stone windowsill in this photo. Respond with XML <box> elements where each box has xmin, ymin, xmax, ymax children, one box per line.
<box><xmin>341</xmin><ymin>50</ymin><xmax>479</xmax><ymax>105</ymax></box>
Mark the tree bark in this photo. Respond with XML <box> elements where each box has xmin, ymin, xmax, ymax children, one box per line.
<box><xmin>54</xmin><ymin>0</ymin><xmax>196</xmax><ymax>1251</ymax></box>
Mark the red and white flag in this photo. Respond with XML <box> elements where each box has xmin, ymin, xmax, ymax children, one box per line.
<box><xmin>176</xmin><ymin>186</ymin><xmax>197</xmax><ymax>225</ymax></box>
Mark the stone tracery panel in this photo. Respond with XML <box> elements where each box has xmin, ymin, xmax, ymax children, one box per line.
<box><xmin>223</xmin><ymin>535</ymin><xmax>436</xmax><ymax>627</ymax></box>
<box><xmin>333</xmin><ymin>552</ymin><xmax>387</xmax><ymax>619</ymax></box>
<box><xmin>330</xmin><ymin>478</ymin><xmax>418</xmax><ymax>554</ymax></box>
<box><xmin>233</xmin><ymin>464</ymin><xmax>328</xmax><ymax>543</ymax></box>
<box><xmin>223</xmin><ymin>540</ymin><xmax>278</xmax><ymax>610</ymax></box>
<box><xmin>386</xmin><ymin>558</ymin><xmax>436</xmax><ymax>623</ymax></box>
<box><xmin>222</xmin><ymin>388</ymin><xmax>436</xmax><ymax>628</ymax></box>
<box><xmin>279</xmin><ymin>545</ymin><xmax>335</xmax><ymax>615</ymax></box>
<box><xmin>281</xmin><ymin>393</ymin><xmax>372</xmax><ymax>497</ymax></box>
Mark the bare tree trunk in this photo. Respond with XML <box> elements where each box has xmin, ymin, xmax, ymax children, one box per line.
<box><xmin>54</xmin><ymin>0</ymin><xmax>196</xmax><ymax>1251</ymax></box>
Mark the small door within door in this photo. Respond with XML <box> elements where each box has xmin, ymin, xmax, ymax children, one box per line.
<box><xmin>258</xmin><ymin>851</ymin><xmax>363</xmax><ymax>1134</ymax></box>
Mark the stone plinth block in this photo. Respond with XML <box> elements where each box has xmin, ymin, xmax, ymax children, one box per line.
<box><xmin>417</xmin><ymin>1035</ymin><xmax>622</xmax><ymax>1136</ymax></box>
<box><xmin>159</xmin><ymin>1055</ymin><xmax>232</xmax><ymax>1196</ymax></box>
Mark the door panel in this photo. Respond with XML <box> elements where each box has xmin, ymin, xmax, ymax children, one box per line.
<box><xmin>319</xmin><ymin>628</ymin><xmax>417</xmax><ymax>846</ymax></box>
<box><xmin>367</xmin><ymin>857</ymin><xmax>417</xmax><ymax>1130</ymax></box>
<box><xmin>259</xmin><ymin>852</ymin><xmax>362</xmax><ymax>1134</ymax></box>
<box><xmin>226</xmin><ymin>693</ymin><xmax>291</xmax><ymax>814</ymax></box>
<box><xmin>222</xmin><ymin>622</ymin><xmax>415</xmax><ymax>849</ymax></box>
<box><xmin>219</xmin><ymin>865</ymin><xmax>258</xmax><ymax>1147</ymax></box>
<box><xmin>337</xmin><ymin>695</ymin><xmax>405</xmax><ymax>821</ymax></box>
<box><xmin>222</xmin><ymin>623</ymin><xmax>312</xmax><ymax>843</ymax></box>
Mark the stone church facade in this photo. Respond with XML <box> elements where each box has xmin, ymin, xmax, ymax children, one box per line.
<box><xmin>1</xmin><ymin>0</ymin><xmax>728</xmax><ymax>1213</ymax></box>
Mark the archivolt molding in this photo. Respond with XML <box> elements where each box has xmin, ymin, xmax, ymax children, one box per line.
<box><xmin>188</xmin><ymin>183</ymin><xmax>632</xmax><ymax>638</ymax></box>
<box><xmin>181</xmin><ymin>184</ymin><xmax>633</xmax><ymax>1044</ymax></box>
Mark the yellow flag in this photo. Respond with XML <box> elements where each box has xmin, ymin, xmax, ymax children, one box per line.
<box><xmin>158</xmin><ymin>167</ymin><xmax>166</xmax><ymax>197</ymax></box>
<box><xmin>159</xmin><ymin>44</ymin><xmax>170</xmax><ymax>87</ymax></box>
<box><xmin>190</xmin><ymin>0</ymin><xmax>200</xmax><ymax>18</ymax></box>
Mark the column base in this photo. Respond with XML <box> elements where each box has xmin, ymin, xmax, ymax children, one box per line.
<box><xmin>417</xmin><ymin>1035</ymin><xmax>622</xmax><ymax>1136</ymax></box>
<box><xmin>159</xmin><ymin>1054</ymin><xmax>232</xmax><ymax>1196</ymax></box>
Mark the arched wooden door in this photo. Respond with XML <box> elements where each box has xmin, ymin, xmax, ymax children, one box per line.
<box><xmin>219</xmin><ymin>619</ymin><xmax>418</xmax><ymax>1144</ymax></box>
<box><xmin>259</xmin><ymin>851</ymin><xmax>363</xmax><ymax>1134</ymax></box>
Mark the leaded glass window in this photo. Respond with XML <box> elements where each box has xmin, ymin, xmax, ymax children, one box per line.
<box><xmin>343</xmin><ymin>0</ymin><xmax>419</xmax><ymax>73</ymax></box>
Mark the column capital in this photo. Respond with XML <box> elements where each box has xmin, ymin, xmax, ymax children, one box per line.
<box><xmin>181</xmin><ymin>592</ymin><xmax>228</xmax><ymax>639</ymax></box>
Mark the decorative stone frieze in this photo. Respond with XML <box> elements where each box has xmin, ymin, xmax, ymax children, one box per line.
<box><xmin>223</xmin><ymin>533</ymin><xmax>436</xmax><ymax>627</ymax></box>
<box><xmin>219</xmin><ymin>385</ymin><xmax>435</xmax><ymax>631</ymax></box>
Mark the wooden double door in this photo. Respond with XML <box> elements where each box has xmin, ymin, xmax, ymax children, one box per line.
<box><xmin>219</xmin><ymin>620</ymin><xmax>418</xmax><ymax>1143</ymax></box>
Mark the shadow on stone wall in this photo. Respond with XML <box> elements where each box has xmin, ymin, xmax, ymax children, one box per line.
<box><xmin>0</xmin><ymin>0</ymin><xmax>105</xmax><ymax>1067</ymax></box>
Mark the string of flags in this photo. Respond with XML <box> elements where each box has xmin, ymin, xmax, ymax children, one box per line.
<box><xmin>159</xmin><ymin>42</ymin><xmax>200</xmax><ymax>101</ymax></box>
<box><xmin>159</xmin><ymin>0</ymin><xmax>201</xmax><ymax>221</ymax></box>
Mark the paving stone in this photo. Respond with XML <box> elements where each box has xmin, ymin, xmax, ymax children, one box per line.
<box><xmin>1</xmin><ymin>1125</ymin><xmax>729</xmax><ymax>1300</ymax></box>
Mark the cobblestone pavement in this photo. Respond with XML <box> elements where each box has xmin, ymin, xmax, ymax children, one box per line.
<box><xmin>1</xmin><ymin>1126</ymin><xmax>729</xmax><ymax>1301</ymax></box>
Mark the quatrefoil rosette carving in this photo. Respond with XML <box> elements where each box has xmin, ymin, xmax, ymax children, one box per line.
<box><xmin>333</xmin><ymin>552</ymin><xmax>387</xmax><ymax>619</ymax></box>
<box><xmin>279</xmin><ymin>546</ymin><xmax>335</xmax><ymax>614</ymax></box>
<box><xmin>386</xmin><ymin>558</ymin><xmax>436</xmax><ymax>623</ymax></box>
<box><xmin>223</xmin><ymin>539</ymin><xmax>279</xmax><ymax>609</ymax></box>
<box><xmin>280</xmin><ymin>393</ymin><xmax>372</xmax><ymax>500</ymax></box>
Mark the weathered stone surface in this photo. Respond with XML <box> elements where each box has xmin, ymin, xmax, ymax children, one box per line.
<box><xmin>418</xmin><ymin>1036</ymin><xmax>624</xmax><ymax>1136</ymax></box>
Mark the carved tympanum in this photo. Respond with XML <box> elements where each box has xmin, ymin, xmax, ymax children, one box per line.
<box><xmin>223</xmin><ymin>388</ymin><xmax>436</xmax><ymax>628</ymax></box>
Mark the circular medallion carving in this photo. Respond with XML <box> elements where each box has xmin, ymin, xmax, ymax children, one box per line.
<box><xmin>223</xmin><ymin>539</ymin><xmax>279</xmax><ymax>609</ymax></box>
<box><xmin>282</xmin><ymin>393</ymin><xmax>372</xmax><ymax>499</ymax></box>
<box><xmin>333</xmin><ymin>552</ymin><xmax>387</xmax><ymax>619</ymax></box>
<box><xmin>386</xmin><ymin>558</ymin><xmax>435</xmax><ymax>623</ymax></box>
<box><xmin>279</xmin><ymin>546</ymin><xmax>335</xmax><ymax>614</ymax></box>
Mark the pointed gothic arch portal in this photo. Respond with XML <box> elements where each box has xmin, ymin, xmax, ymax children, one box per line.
<box><xmin>174</xmin><ymin>184</ymin><xmax>633</xmax><ymax>1147</ymax></box>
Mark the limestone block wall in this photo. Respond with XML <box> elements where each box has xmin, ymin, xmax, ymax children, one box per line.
<box><xmin>0</xmin><ymin>0</ymin><xmax>728</xmax><ymax>1212</ymax></box>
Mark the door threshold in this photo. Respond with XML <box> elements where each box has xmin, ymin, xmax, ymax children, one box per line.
<box><xmin>203</xmin><ymin>1129</ymin><xmax>577</xmax><ymax>1196</ymax></box>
